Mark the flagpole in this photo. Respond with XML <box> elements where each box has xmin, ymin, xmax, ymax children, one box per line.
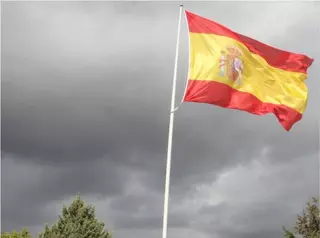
<box><xmin>318</xmin><ymin>119</ymin><xmax>320</xmax><ymax>202</ymax></box>
<box><xmin>162</xmin><ymin>4</ymin><xmax>183</xmax><ymax>238</ymax></box>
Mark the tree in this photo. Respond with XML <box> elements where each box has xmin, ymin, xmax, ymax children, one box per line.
<box><xmin>39</xmin><ymin>195</ymin><xmax>112</xmax><ymax>238</ymax></box>
<box><xmin>283</xmin><ymin>197</ymin><xmax>320</xmax><ymax>238</ymax></box>
<box><xmin>1</xmin><ymin>228</ymin><xmax>32</xmax><ymax>238</ymax></box>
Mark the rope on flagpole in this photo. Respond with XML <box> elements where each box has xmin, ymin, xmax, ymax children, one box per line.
<box><xmin>162</xmin><ymin>4</ymin><xmax>184</xmax><ymax>238</ymax></box>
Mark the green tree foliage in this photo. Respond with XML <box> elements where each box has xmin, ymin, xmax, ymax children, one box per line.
<box><xmin>38</xmin><ymin>195</ymin><xmax>112</xmax><ymax>238</ymax></box>
<box><xmin>283</xmin><ymin>197</ymin><xmax>320</xmax><ymax>238</ymax></box>
<box><xmin>1</xmin><ymin>228</ymin><xmax>32</xmax><ymax>238</ymax></box>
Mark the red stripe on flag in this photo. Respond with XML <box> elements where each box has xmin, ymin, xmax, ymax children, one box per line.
<box><xmin>185</xmin><ymin>11</ymin><xmax>314</xmax><ymax>74</ymax></box>
<box><xmin>183</xmin><ymin>79</ymin><xmax>303</xmax><ymax>131</ymax></box>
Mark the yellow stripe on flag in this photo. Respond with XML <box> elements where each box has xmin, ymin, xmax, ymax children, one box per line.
<box><xmin>188</xmin><ymin>33</ymin><xmax>308</xmax><ymax>113</ymax></box>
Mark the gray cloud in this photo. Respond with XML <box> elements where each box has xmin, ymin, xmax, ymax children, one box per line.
<box><xmin>2</xmin><ymin>1</ymin><xmax>319</xmax><ymax>238</ymax></box>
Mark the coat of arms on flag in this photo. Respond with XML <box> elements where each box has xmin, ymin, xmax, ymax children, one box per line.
<box><xmin>219</xmin><ymin>46</ymin><xmax>244</xmax><ymax>85</ymax></box>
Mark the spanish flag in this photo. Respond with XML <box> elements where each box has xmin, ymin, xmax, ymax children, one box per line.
<box><xmin>183</xmin><ymin>11</ymin><xmax>314</xmax><ymax>131</ymax></box>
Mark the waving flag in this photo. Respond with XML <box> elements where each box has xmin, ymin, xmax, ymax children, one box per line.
<box><xmin>183</xmin><ymin>10</ymin><xmax>314</xmax><ymax>131</ymax></box>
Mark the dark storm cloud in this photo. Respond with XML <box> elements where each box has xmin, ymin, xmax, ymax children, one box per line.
<box><xmin>180</xmin><ymin>153</ymin><xmax>319</xmax><ymax>238</ymax></box>
<box><xmin>1</xmin><ymin>154</ymin><xmax>131</xmax><ymax>231</ymax></box>
<box><xmin>113</xmin><ymin>213</ymin><xmax>189</xmax><ymax>230</ymax></box>
<box><xmin>2</xmin><ymin>1</ymin><xmax>319</xmax><ymax>238</ymax></box>
<box><xmin>1</xmin><ymin>1</ymin><xmax>178</xmax><ymax>165</ymax></box>
<box><xmin>197</xmin><ymin>202</ymin><xmax>297</xmax><ymax>238</ymax></box>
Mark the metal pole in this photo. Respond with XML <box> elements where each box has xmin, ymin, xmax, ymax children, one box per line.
<box><xmin>161</xmin><ymin>4</ymin><xmax>183</xmax><ymax>238</ymax></box>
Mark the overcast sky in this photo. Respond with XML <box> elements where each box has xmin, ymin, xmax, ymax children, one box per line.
<box><xmin>1</xmin><ymin>1</ymin><xmax>320</xmax><ymax>238</ymax></box>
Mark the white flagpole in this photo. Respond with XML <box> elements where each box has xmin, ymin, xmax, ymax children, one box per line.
<box><xmin>162</xmin><ymin>4</ymin><xmax>184</xmax><ymax>238</ymax></box>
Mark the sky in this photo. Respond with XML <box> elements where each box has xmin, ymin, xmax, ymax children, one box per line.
<box><xmin>1</xmin><ymin>1</ymin><xmax>320</xmax><ymax>238</ymax></box>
